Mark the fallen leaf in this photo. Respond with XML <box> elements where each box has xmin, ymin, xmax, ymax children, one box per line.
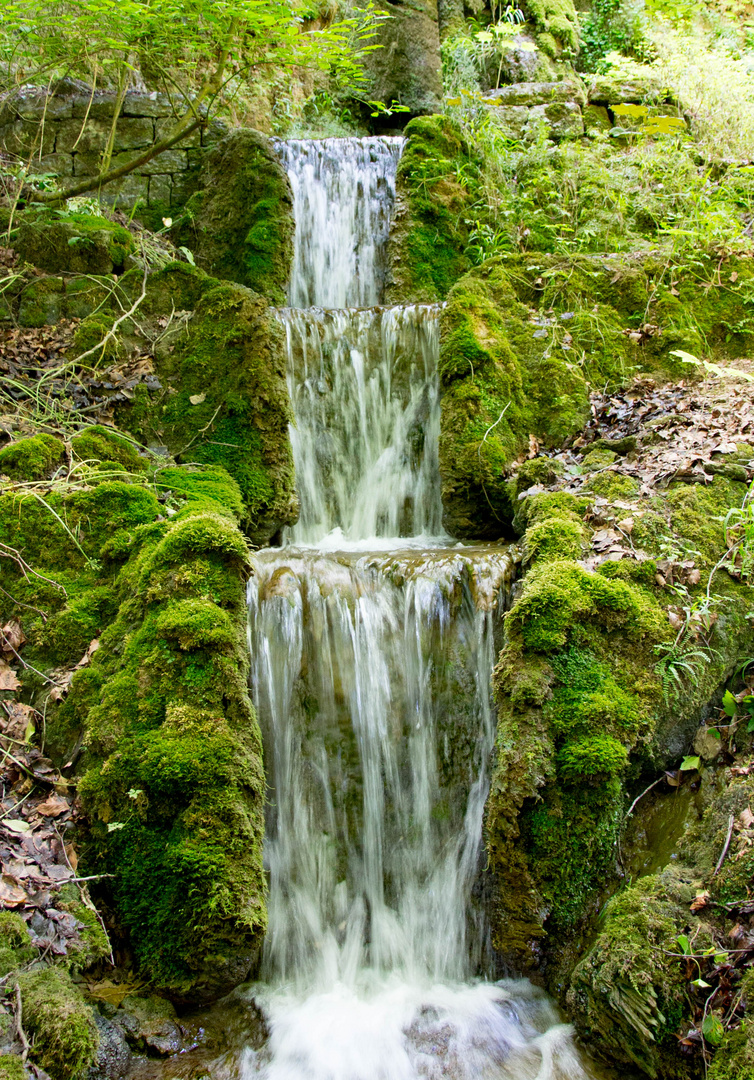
<box><xmin>690</xmin><ymin>891</ymin><xmax>711</xmax><ymax>912</ymax></box>
<box><xmin>527</xmin><ymin>434</ymin><xmax>539</xmax><ymax>458</ymax></box>
<box><xmin>64</xmin><ymin>843</ymin><xmax>78</xmax><ymax>871</ymax></box>
<box><xmin>1</xmin><ymin>621</ymin><xmax>25</xmax><ymax>655</ymax></box>
<box><xmin>35</xmin><ymin>795</ymin><xmax>70</xmax><ymax>818</ymax></box>
<box><xmin>189</xmin><ymin>393</ymin><xmax>206</xmax><ymax>406</ymax></box>
<box><xmin>0</xmin><ymin>660</ymin><xmax>21</xmax><ymax>691</ymax></box>
<box><xmin>2</xmin><ymin>819</ymin><xmax>31</xmax><ymax>834</ymax></box>
<box><xmin>0</xmin><ymin>874</ymin><xmax>27</xmax><ymax>907</ymax></box>
<box><xmin>740</xmin><ymin>807</ymin><xmax>754</xmax><ymax>829</ymax></box>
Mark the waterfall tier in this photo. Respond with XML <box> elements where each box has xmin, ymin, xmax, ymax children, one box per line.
<box><xmin>278</xmin><ymin>305</ymin><xmax>444</xmax><ymax>547</ymax></box>
<box><xmin>275</xmin><ymin>137</ymin><xmax>403</xmax><ymax>309</ymax></box>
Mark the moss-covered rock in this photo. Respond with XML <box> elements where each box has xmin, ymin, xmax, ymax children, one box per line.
<box><xmin>388</xmin><ymin>115</ymin><xmax>480</xmax><ymax>303</ymax></box>
<box><xmin>363</xmin><ymin>0</ymin><xmax>443</xmax><ymax>118</ymax></box>
<box><xmin>438</xmin><ymin>251</ymin><xmax>754</xmax><ymax>538</ymax></box>
<box><xmin>14</xmin><ymin>212</ymin><xmax>134</xmax><ymax>275</ymax></box>
<box><xmin>116</xmin><ymin>271</ymin><xmax>296</xmax><ymax>544</ymax></box>
<box><xmin>0</xmin><ymin>436</ymin><xmax>267</xmax><ymax>1004</ymax></box>
<box><xmin>178</xmin><ymin>130</ymin><xmax>293</xmax><ymax>304</ymax></box>
<box><xmin>0</xmin><ymin>434</ymin><xmax>65</xmax><ymax>481</ymax></box>
<box><xmin>0</xmin><ymin>1056</ymin><xmax>25</xmax><ymax>1080</ymax></box>
<box><xmin>484</xmin><ymin>464</ymin><xmax>753</xmax><ymax>976</ymax></box>
<box><xmin>18</xmin><ymin>967</ymin><xmax>99</xmax><ymax>1080</ymax></box>
<box><xmin>566</xmin><ymin>875</ymin><xmax>696</xmax><ymax>1078</ymax></box>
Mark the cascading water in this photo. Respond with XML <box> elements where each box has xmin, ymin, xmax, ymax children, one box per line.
<box><xmin>241</xmin><ymin>137</ymin><xmax>599</xmax><ymax>1080</ymax></box>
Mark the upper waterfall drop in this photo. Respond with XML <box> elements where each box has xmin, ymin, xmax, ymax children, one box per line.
<box><xmin>275</xmin><ymin>136</ymin><xmax>404</xmax><ymax>309</ymax></box>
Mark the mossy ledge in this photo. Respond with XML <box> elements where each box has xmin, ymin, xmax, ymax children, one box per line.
<box><xmin>438</xmin><ymin>251</ymin><xmax>754</xmax><ymax>539</ymax></box>
<box><xmin>484</xmin><ymin>474</ymin><xmax>753</xmax><ymax>986</ymax></box>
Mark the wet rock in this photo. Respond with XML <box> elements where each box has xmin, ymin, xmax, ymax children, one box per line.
<box><xmin>89</xmin><ymin>1014</ymin><xmax>131</xmax><ymax>1080</ymax></box>
<box><xmin>117</xmin><ymin>996</ymin><xmax>182</xmax><ymax>1057</ymax></box>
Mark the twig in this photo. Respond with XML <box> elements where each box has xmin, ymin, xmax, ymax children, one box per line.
<box><xmin>713</xmin><ymin>814</ymin><xmax>735</xmax><ymax>877</ymax></box>
<box><xmin>71</xmin><ymin>259</ymin><xmax>149</xmax><ymax>369</ymax></box>
<box><xmin>0</xmin><ymin>635</ymin><xmax>57</xmax><ymax>686</ymax></box>
<box><xmin>625</xmin><ymin>775</ymin><xmax>665</xmax><ymax>821</ymax></box>
<box><xmin>14</xmin><ymin>982</ymin><xmax>30</xmax><ymax>1062</ymax></box>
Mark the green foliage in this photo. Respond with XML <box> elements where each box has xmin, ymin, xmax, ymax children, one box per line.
<box><xmin>18</xmin><ymin>967</ymin><xmax>99</xmax><ymax>1080</ymax></box>
<box><xmin>0</xmin><ymin>0</ymin><xmax>384</xmax><ymax>200</ymax></box>
<box><xmin>578</xmin><ymin>0</ymin><xmax>652</xmax><ymax>73</ymax></box>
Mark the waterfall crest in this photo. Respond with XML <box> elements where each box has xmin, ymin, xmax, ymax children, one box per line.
<box><xmin>275</xmin><ymin>137</ymin><xmax>403</xmax><ymax>309</ymax></box>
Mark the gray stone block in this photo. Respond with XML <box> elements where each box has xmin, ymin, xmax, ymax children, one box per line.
<box><xmin>70</xmin><ymin>93</ymin><xmax>126</xmax><ymax>120</ymax></box>
<box><xmin>525</xmin><ymin>101</ymin><xmax>584</xmax><ymax>140</ymax></box>
<box><xmin>153</xmin><ymin>116</ymin><xmax>202</xmax><ymax>147</ymax></box>
<box><xmin>148</xmin><ymin>175</ymin><xmax>172</xmax><ymax>205</ymax></box>
<box><xmin>99</xmin><ymin>173</ymin><xmax>149</xmax><ymax>210</ymax></box>
<box><xmin>486</xmin><ymin>104</ymin><xmax>530</xmax><ymax>140</ymax></box>
<box><xmin>56</xmin><ymin>116</ymin><xmax>154</xmax><ymax>154</ymax></box>
<box><xmin>35</xmin><ymin>152</ymin><xmax>75</xmax><ymax>179</ymax></box>
<box><xmin>587</xmin><ymin>74</ymin><xmax>672</xmax><ymax>106</ymax></box>
<box><xmin>121</xmin><ymin>92</ymin><xmax>176</xmax><ymax>117</ymax></box>
<box><xmin>483</xmin><ymin>78</ymin><xmax>587</xmax><ymax>108</ymax></box>
<box><xmin>2</xmin><ymin>119</ymin><xmax>57</xmax><ymax>157</ymax></box>
<box><xmin>583</xmin><ymin>104</ymin><xmax>611</xmax><ymax>137</ymax></box>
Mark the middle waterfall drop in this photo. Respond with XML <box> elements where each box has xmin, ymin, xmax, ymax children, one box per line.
<box><xmin>243</xmin><ymin>136</ymin><xmax>598</xmax><ymax>1080</ymax></box>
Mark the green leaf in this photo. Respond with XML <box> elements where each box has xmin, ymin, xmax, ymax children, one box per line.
<box><xmin>747</xmin><ymin>716</ymin><xmax>754</xmax><ymax>734</ymax></box>
<box><xmin>677</xmin><ymin>934</ymin><xmax>691</xmax><ymax>954</ymax></box>
<box><xmin>723</xmin><ymin>689</ymin><xmax>738</xmax><ymax>718</ymax></box>
<box><xmin>713</xmin><ymin>952</ymin><xmax>728</xmax><ymax>965</ymax></box>
<box><xmin>692</xmin><ymin>977</ymin><xmax>711</xmax><ymax>988</ymax></box>
<box><xmin>680</xmin><ymin>755</ymin><xmax>701</xmax><ymax>771</ymax></box>
<box><xmin>702</xmin><ymin>1014</ymin><xmax>725</xmax><ymax>1045</ymax></box>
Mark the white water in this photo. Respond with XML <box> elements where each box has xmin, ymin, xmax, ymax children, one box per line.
<box><xmin>278</xmin><ymin>305</ymin><xmax>444</xmax><ymax>546</ymax></box>
<box><xmin>276</xmin><ymin>137</ymin><xmax>403</xmax><ymax>309</ymax></box>
<box><xmin>241</xmin><ymin>137</ymin><xmax>598</xmax><ymax>1080</ymax></box>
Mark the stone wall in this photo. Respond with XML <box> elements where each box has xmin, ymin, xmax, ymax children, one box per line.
<box><xmin>0</xmin><ymin>85</ymin><xmax>225</xmax><ymax>212</ymax></box>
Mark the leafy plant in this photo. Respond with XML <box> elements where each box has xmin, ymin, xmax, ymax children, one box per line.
<box><xmin>0</xmin><ymin>0</ymin><xmax>385</xmax><ymax>202</ymax></box>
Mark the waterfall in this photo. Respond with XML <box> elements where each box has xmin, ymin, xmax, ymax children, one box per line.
<box><xmin>240</xmin><ymin>137</ymin><xmax>598</xmax><ymax>1080</ymax></box>
<box><xmin>279</xmin><ymin>305</ymin><xmax>444</xmax><ymax>546</ymax></box>
<box><xmin>275</xmin><ymin>137</ymin><xmax>403</xmax><ymax>309</ymax></box>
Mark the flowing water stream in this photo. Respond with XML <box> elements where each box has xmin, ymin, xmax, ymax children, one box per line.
<box><xmin>237</xmin><ymin>137</ymin><xmax>601</xmax><ymax>1080</ymax></box>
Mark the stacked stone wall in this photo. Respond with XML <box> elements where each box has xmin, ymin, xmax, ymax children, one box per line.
<box><xmin>0</xmin><ymin>86</ymin><xmax>225</xmax><ymax>210</ymax></box>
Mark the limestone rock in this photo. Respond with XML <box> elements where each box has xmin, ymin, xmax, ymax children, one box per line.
<box><xmin>179</xmin><ymin>129</ymin><xmax>294</xmax><ymax>304</ymax></box>
<box><xmin>588</xmin><ymin>72</ymin><xmax>673</xmax><ymax>106</ymax></box>
<box><xmin>583</xmin><ymin>103</ymin><xmax>611</xmax><ymax>136</ymax></box>
<box><xmin>117</xmin><ymin>996</ymin><xmax>182</xmax><ymax>1056</ymax></box>
<box><xmin>363</xmin><ymin>0</ymin><xmax>443</xmax><ymax>117</ymax></box>
<box><xmin>482</xmin><ymin>78</ymin><xmax>586</xmax><ymax>108</ymax></box>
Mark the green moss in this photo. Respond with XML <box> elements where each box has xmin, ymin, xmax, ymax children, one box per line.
<box><xmin>389</xmin><ymin>115</ymin><xmax>480</xmax><ymax>303</ymax></box>
<box><xmin>0</xmin><ymin>434</ymin><xmax>64</xmax><ymax>481</ymax></box>
<box><xmin>117</xmin><ymin>281</ymin><xmax>295</xmax><ymax>544</ymax></box>
<box><xmin>14</xmin><ymin>211</ymin><xmax>134</xmax><ymax>275</ymax></box>
<box><xmin>523</xmin><ymin>513</ymin><xmax>584</xmax><ymax>563</ymax></box>
<box><xmin>665</xmin><ymin>476</ymin><xmax>749</xmax><ymax>567</ymax></box>
<box><xmin>154</xmin><ymin>465</ymin><xmax>244</xmax><ymax>521</ymax></box>
<box><xmin>35</xmin><ymin>587</ymin><xmax>118</xmax><ymax>667</ymax></box>
<box><xmin>0</xmin><ymin>1057</ymin><xmax>26</xmax><ymax>1080</ymax></box>
<box><xmin>18</xmin><ymin>967</ymin><xmax>99</xmax><ymax>1080</ymax></box>
<box><xmin>506</xmin><ymin>559</ymin><xmax>665</xmax><ymax>653</ymax></box>
<box><xmin>557</xmin><ymin>733</ymin><xmax>629</xmax><ymax>778</ymax></box>
<box><xmin>585</xmin><ymin>471</ymin><xmax>641</xmax><ymax>501</ymax></box>
<box><xmin>708</xmin><ymin>973</ymin><xmax>754</xmax><ymax>1080</ymax></box>
<box><xmin>178</xmin><ymin>130</ymin><xmax>293</xmax><ymax>303</ymax></box>
<box><xmin>567</xmin><ymin>876</ymin><xmax>696</xmax><ymax>1077</ymax></box>
<box><xmin>71</xmin><ymin>425</ymin><xmax>147</xmax><ymax>472</ymax></box>
<box><xmin>69</xmin><ymin>316</ymin><xmax>122</xmax><ymax>364</ymax></box>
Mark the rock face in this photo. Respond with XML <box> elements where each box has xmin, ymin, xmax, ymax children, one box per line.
<box><xmin>364</xmin><ymin>0</ymin><xmax>443</xmax><ymax>117</ymax></box>
<box><xmin>178</xmin><ymin>130</ymin><xmax>294</xmax><ymax>305</ymax></box>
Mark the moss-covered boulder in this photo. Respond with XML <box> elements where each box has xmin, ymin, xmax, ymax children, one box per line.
<box><xmin>484</xmin><ymin>467</ymin><xmax>753</xmax><ymax>976</ymax></box>
<box><xmin>178</xmin><ymin>130</ymin><xmax>293</xmax><ymax>304</ymax></box>
<box><xmin>388</xmin><ymin>115</ymin><xmax>480</xmax><ymax>303</ymax></box>
<box><xmin>0</xmin><ymin>456</ymin><xmax>268</xmax><ymax>1004</ymax></box>
<box><xmin>115</xmin><ymin>265</ymin><xmax>297</xmax><ymax>544</ymax></box>
<box><xmin>13</xmin><ymin>212</ymin><xmax>134</xmax><ymax>275</ymax></box>
<box><xmin>439</xmin><ymin>259</ymin><xmax>589</xmax><ymax>538</ymax></box>
<box><xmin>0</xmin><ymin>434</ymin><xmax>65</xmax><ymax>481</ymax></box>
<box><xmin>438</xmin><ymin>251</ymin><xmax>754</xmax><ymax>538</ymax></box>
<box><xmin>566</xmin><ymin>874</ymin><xmax>699</xmax><ymax>1078</ymax></box>
<box><xmin>18</xmin><ymin>967</ymin><xmax>99</xmax><ymax>1080</ymax></box>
